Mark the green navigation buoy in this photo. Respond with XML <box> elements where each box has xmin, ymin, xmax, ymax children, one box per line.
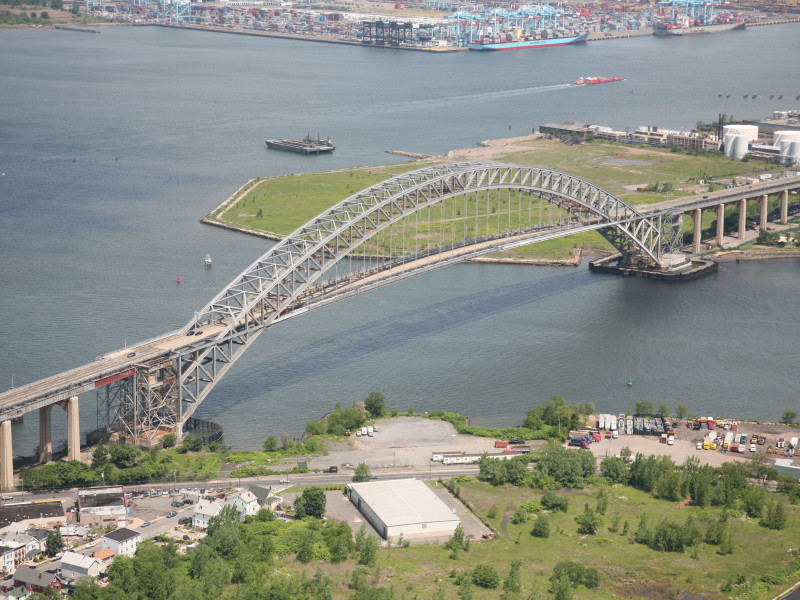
<box><xmin>627</xmin><ymin>378</ymin><xmax>633</xmax><ymax>387</ymax></box>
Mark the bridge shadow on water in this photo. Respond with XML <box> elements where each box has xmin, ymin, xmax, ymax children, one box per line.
<box><xmin>198</xmin><ymin>269</ymin><xmax>598</xmax><ymax>419</ymax></box>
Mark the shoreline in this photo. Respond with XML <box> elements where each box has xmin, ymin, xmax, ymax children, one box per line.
<box><xmin>201</xmin><ymin>138</ymin><xmax>800</xmax><ymax>267</ymax></box>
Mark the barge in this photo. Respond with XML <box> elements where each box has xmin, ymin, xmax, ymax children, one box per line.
<box><xmin>265</xmin><ymin>134</ymin><xmax>334</xmax><ymax>154</ymax></box>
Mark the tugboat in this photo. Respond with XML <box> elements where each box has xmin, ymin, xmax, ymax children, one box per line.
<box><xmin>265</xmin><ymin>133</ymin><xmax>335</xmax><ymax>155</ymax></box>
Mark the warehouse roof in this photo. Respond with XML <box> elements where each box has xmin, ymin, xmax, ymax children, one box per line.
<box><xmin>347</xmin><ymin>479</ymin><xmax>460</xmax><ymax>527</ymax></box>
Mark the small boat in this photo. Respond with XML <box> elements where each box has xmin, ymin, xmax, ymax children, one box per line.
<box><xmin>726</xmin><ymin>93</ymin><xmax>731</xmax><ymax>97</ymax></box>
<box><xmin>627</xmin><ymin>378</ymin><xmax>633</xmax><ymax>387</ymax></box>
<box><xmin>743</xmin><ymin>93</ymin><xmax>749</xmax><ymax>98</ymax></box>
<box><xmin>205</xmin><ymin>253</ymin><xmax>212</xmax><ymax>266</ymax></box>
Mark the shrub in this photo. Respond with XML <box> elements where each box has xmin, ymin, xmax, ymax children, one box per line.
<box><xmin>541</xmin><ymin>490</ymin><xmax>568</xmax><ymax>512</ymax></box>
<box><xmin>471</xmin><ymin>564</ymin><xmax>500</xmax><ymax>589</ymax></box>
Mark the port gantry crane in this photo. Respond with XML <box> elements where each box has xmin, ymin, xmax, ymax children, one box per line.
<box><xmin>656</xmin><ymin>0</ymin><xmax>724</xmax><ymax>22</ymax></box>
<box><xmin>445</xmin><ymin>3</ymin><xmax>573</xmax><ymax>46</ymax></box>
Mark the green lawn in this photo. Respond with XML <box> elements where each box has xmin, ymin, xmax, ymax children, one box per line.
<box><xmin>205</xmin><ymin>140</ymin><xmax>787</xmax><ymax>260</ymax></box>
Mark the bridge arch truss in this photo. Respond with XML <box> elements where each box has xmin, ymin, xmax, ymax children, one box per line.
<box><xmin>101</xmin><ymin>162</ymin><xmax>682</xmax><ymax>442</ymax></box>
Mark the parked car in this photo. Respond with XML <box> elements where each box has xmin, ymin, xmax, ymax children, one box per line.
<box><xmin>86</xmin><ymin>541</ymin><xmax>96</xmax><ymax>548</ymax></box>
<box><xmin>166</xmin><ymin>511</ymin><xmax>177</xmax><ymax>518</ymax></box>
<box><xmin>183</xmin><ymin>535</ymin><xmax>191</xmax><ymax>541</ymax></box>
<box><xmin>141</xmin><ymin>521</ymin><xmax>151</xmax><ymax>528</ymax></box>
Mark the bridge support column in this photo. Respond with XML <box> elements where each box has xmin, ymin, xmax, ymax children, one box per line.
<box><xmin>738</xmin><ymin>199</ymin><xmax>747</xmax><ymax>240</ymax></box>
<box><xmin>39</xmin><ymin>405</ymin><xmax>53</xmax><ymax>463</ymax></box>
<box><xmin>692</xmin><ymin>208</ymin><xmax>702</xmax><ymax>254</ymax></box>
<box><xmin>65</xmin><ymin>396</ymin><xmax>80</xmax><ymax>461</ymax></box>
<box><xmin>780</xmin><ymin>190</ymin><xmax>788</xmax><ymax>222</ymax></box>
<box><xmin>760</xmin><ymin>194</ymin><xmax>768</xmax><ymax>230</ymax></box>
<box><xmin>0</xmin><ymin>420</ymin><xmax>12</xmax><ymax>492</ymax></box>
<box><xmin>716</xmin><ymin>204</ymin><xmax>725</xmax><ymax>247</ymax></box>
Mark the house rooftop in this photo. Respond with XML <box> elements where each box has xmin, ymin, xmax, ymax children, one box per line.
<box><xmin>61</xmin><ymin>550</ymin><xmax>100</xmax><ymax>570</ymax></box>
<box><xmin>0</xmin><ymin>501</ymin><xmax>64</xmax><ymax>530</ymax></box>
<box><xmin>102</xmin><ymin>527</ymin><xmax>141</xmax><ymax>543</ymax></box>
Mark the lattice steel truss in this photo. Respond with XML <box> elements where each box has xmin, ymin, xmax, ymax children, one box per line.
<box><xmin>106</xmin><ymin>162</ymin><xmax>675</xmax><ymax>439</ymax></box>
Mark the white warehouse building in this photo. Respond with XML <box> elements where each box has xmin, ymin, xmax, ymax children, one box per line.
<box><xmin>346</xmin><ymin>478</ymin><xmax>461</xmax><ymax>540</ymax></box>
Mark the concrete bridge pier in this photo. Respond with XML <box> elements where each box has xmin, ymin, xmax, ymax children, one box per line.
<box><xmin>692</xmin><ymin>208</ymin><xmax>702</xmax><ymax>254</ymax></box>
<box><xmin>1</xmin><ymin>420</ymin><xmax>12</xmax><ymax>492</ymax></box>
<box><xmin>760</xmin><ymin>194</ymin><xmax>768</xmax><ymax>230</ymax></box>
<box><xmin>780</xmin><ymin>190</ymin><xmax>788</xmax><ymax>222</ymax></box>
<box><xmin>738</xmin><ymin>199</ymin><xmax>747</xmax><ymax>240</ymax></box>
<box><xmin>39</xmin><ymin>405</ymin><xmax>53</xmax><ymax>463</ymax></box>
<box><xmin>716</xmin><ymin>203</ymin><xmax>725</xmax><ymax>247</ymax></box>
<box><xmin>63</xmin><ymin>396</ymin><xmax>80</xmax><ymax>462</ymax></box>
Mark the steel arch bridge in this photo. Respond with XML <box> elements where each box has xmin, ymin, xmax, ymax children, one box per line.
<box><xmin>96</xmin><ymin>162</ymin><xmax>683</xmax><ymax>442</ymax></box>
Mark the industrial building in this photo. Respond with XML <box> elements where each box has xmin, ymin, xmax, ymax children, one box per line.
<box><xmin>77</xmin><ymin>486</ymin><xmax>126</xmax><ymax>526</ymax></box>
<box><xmin>345</xmin><ymin>478</ymin><xmax>461</xmax><ymax>540</ymax></box>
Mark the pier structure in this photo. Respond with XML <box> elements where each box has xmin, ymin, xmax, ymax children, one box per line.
<box><xmin>2</xmin><ymin>165</ymin><xmax>799</xmax><ymax>491</ymax></box>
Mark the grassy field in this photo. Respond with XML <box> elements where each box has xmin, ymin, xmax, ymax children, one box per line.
<box><xmin>370</xmin><ymin>477</ymin><xmax>799</xmax><ymax>599</ymax></box>
<box><xmin>206</xmin><ymin>139</ymin><xmax>787</xmax><ymax>260</ymax></box>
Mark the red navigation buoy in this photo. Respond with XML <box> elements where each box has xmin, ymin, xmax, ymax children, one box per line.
<box><xmin>177</xmin><ymin>277</ymin><xmax>181</xmax><ymax>284</ymax></box>
<box><xmin>72</xmin><ymin>157</ymin><xmax>76</xmax><ymax>163</ymax></box>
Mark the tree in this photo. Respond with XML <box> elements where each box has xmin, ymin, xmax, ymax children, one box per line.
<box><xmin>181</xmin><ymin>436</ymin><xmax>203</xmax><ymax>452</ymax></box>
<box><xmin>504</xmin><ymin>560</ymin><xmax>523</xmax><ymax>595</ymax></box>
<box><xmin>357</xmin><ymin>533</ymin><xmax>378</xmax><ymax>566</ymax></box>
<box><xmin>91</xmin><ymin>444</ymin><xmax>109</xmax><ymax>469</ymax></box>
<box><xmin>634</xmin><ymin>401</ymin><xmax>654</xmax><ymax>415</ymax></box>
<box><xmin>51</xmin><ymin>0</ymin><xmax>63</xmax><ymax>9</ymax></box>
<box><xmin>161</xmin><ymin>433</ymin><xmax>177</xmax><ymax>448</ymax></box>
<box><xmin>108</xmin><ymin>444</ymin><xmax>140</xmax><ymax>469</ymax></box>
<box><xmin>541</xmin><ymin>490</ymin><xmax>568</xmax><ymax>512</ymax></box>
<box><xmin>658</xmin><ymin>402</ymin><xmax>670</xmax><ymax>418</ymax></box>
<box><xmin>531</xmin><ymin>514</ymin><xmax>550</xmax><ymax>538</ymax></box>
<box><xmin>295</xmin><ymin>487</ymin><xmax>326</xmax><ymax>519</ymax></box>
<box><xmin>760</xmin><ymin>499</ymin><xmax>787</xmax><ymax>530</ymax></box>
<box><xmin>46</xmin><ymin>528</ymin><xmax>64</xmax><ymax>556</ymax></box>
<box><xmin>575</xmin><ymin>504</ymin><xmax>602</xmax><ymax>535</ymax></box>
<box><xmin>364</xmin><ymin>391</ymin><xmax>387</xmax><ymax>419</ymax></box>
<box><xmin>471</xmin><ymin>564</ymin><xmax>500</xmax><ymax>589</ymax></box>
<box><xmin>255</xmin><ymin>507</ymin><xmax>275</xmax><ymax>522</ymax></box>
<box><xmin>352</xmin><ymin>463</ymin><xmax>371</xmax><ymax>482</ymax></box>
<box><xmin>600</xmin><ymin>456</ymin><xmax>628</xmax><ymax>484</ymax></box>
<box><xmin>262</xmin><ymin>435</ymin><xmax>279</xmax><ymax>452</ymax></box>
<box><xmin>781</xmin><ymin>410</ymin><xmax>797</xmax><ymax>426</ymax></box>
<box><xmin>675</xmin><ymin>404</ymin><xmax>689</xmax><ymax>420</ymax></box>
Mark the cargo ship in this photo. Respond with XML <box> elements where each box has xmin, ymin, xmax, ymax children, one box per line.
<box><xmin>653</xmin><ymin>18</ymin><xmax>745</xmax><ymax>36</ymax></box>
<box><xmin>265</xmin><ymin>134</ymin><xmax>334</xmax><ymax>154</ymax></box>
<box><xmin>572</xmin><ymin>76</ymin><xmax>624</xmax><ymax>86</ymax></box>
<box><xmin>469</xmin><ymin>33</ymin><xmax>588</xmax><ymax>51</ymax></box>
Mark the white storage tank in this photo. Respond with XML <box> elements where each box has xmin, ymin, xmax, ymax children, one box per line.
<box><xmin>723</xmin><ymin>133</ymin><xmax>736</xmax><ymax>157</ymax></box>
<box><xmin>723</xmin><ymin>124</ymin><xmax>759</xmax><ymax>142</ymax></box>
<box><xmin>773</xmin><ymin>130</ymin><xmax>800</xmax><ymax>146</ymax></box>
<box><xmin>788</xmin><ymin>141</ymin><xmax>800</xmax><ymax>162</ymax></box>
<box><xmin>731</xmin><ymin>135</ymin><xmax>749</xmax><ymax>159</ymax></box>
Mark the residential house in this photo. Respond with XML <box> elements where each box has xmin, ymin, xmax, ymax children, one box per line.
<box><xmin>226</xmin><ymin>490</ymin><xmax>259</xmax><ymax>521</ymax></box>
<box><xmin>59</xmin><ymin>551</ymin><xmax>102</xmax><ymax>582</ymax></box>
<box><xmin>192</xmin><ymin>499</ymin><xmax>222</xmax><ymax>530</ymax></box>
<box><xmin>1</xmin><ymin>545</ymin><xmax>15</xmax><ymax>575</ymax></box>
<box><xmin>101</xmin><ymin>527</ymin><xmax>141</xmax><ymax>558</ymax></box>
<box><xmin>248</xmin><ymin>485</ymin><xmax>282</xmax><ymax>512</ymax></box>
<box><xmin>0</xmin><ymin>586</ymin><xmax>32</xmax><ymax>600</ymax></box>
<box><xmin>12</xmin><ymin>566</ymin><xmax>61</xmax><ymax>594</ymax></box>
<box><xmin>92</xmin><ymin>546</ymin><xmax>114</xmax><ymax>568</ymax></box>
<box><xmin>0</xmin><ymin>531</ymin><xmax>40</xmax><ymax>563</ymax></box>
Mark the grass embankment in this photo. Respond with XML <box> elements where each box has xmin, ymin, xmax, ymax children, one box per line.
<box><xmin>206</xmin><ymin>138</ymin><xmax>788</xmax><ymax>260</ymax></box>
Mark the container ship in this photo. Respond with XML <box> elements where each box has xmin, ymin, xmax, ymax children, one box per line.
<box><xmin>572</xmin><ymin>76</ymin><xmax>624</xmax><ymax>86</ymax></box>
<box><xmin>653</xmin><ymin>16</ymin><xmax>745</xmax><ymax>36</ymax></box>
<box><xmin>265</xmin><ymin>134</ymin><xmax>334</xmax><ymax>154</ymax></box>
<box><xmin>470</xmin><ymin>32</ymin><xmax>588</xmax><ymax>51</ymax></box>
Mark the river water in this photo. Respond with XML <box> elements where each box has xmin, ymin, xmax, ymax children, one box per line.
<box><xmin>1</xmin><ymin>25</ymin><xmax>799</xmax><ymax>453</ymax></box>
